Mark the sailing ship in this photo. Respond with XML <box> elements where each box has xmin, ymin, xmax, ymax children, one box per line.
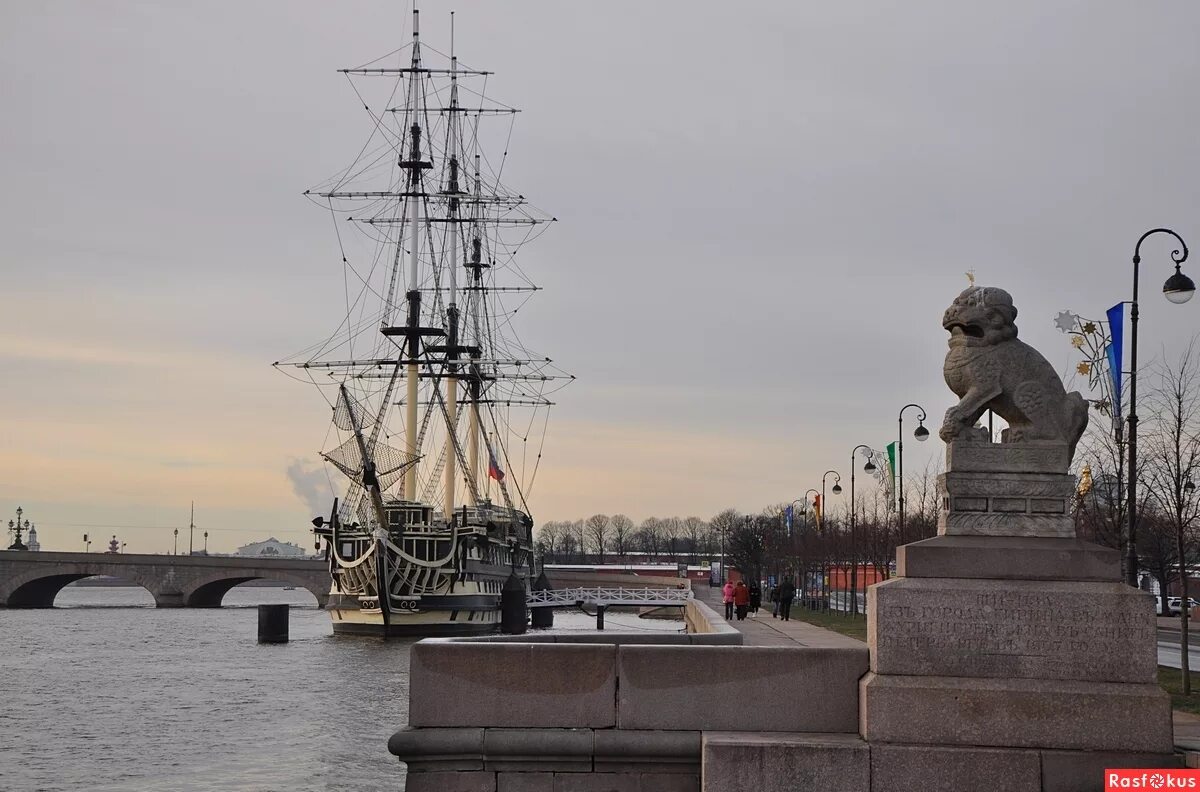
<box><xmin>276</xmin><ymin>9</ymin><xmax>569</xmax><ymax>636</ymax></box>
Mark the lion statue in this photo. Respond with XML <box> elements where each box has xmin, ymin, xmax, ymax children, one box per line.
<box><xmin>940</xmin><ymin>286</ymin><xmax>1088</xmax><ymax>455</ymax></box>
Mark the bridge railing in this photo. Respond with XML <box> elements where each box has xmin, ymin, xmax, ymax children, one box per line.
<box><xmin>526</xmin><ymin>586</ymin><xmax>693</xmax><ymax>608</ymax></box>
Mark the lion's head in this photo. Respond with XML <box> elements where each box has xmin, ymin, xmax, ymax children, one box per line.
<box><xmin>942</xmin><ymin>286</ymin><xmax>1018</xmax><ymax>348</ymax></box>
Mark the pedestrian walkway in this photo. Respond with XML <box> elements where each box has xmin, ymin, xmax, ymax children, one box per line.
<box><xmin>699</xmin><ymin>585</ymin><xmax>863</xmax><ymax>649</ymax></box>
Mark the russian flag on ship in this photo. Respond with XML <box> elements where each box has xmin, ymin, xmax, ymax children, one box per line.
<box><xmin>488</xmin><ymin>448</ymin><xmax>505</xmax><ymax>482</ymax></box>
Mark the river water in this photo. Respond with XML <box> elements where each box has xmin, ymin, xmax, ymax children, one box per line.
<box><xmin>1</xmin><ymin>585</ymin><xmax>682</xmax><ymax>792</ymax></box>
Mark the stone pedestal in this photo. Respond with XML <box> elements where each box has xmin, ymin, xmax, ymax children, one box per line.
<box><xmin>859</xmin><ymin>440</ymin><xmax>1175</xmax><ymax>788</ymax></box>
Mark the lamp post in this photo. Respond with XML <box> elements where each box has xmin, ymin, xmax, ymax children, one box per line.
<box><xmin>189</xmin><ymin>501</ymin><xmax>195</xmax><ymax>557</ymax></box>
<box><xmin>173</xmin><ymin>526</ymin><xmax>178</xmax><ymax>555</ymax></box>
<box><xmin>204</xmin><ymin>531</ymin><xmax>209</xmax><ymax>555</ymax></box>
<box><xmin>849</xmin><ymin>446</ymin><xmax>877</xmax><ymax>615</ymax></box>
<box><xmin>821</xmin><ymin>471</ymin><xmax>842</xmax><ymax>610</ymax></box>
<box><xmin>802</xmin><ymin>487</ymin><xmax>820</xmax><ymax>604</ymax></box>
<box><xmin>897</xmin><ymin>403</ymin><xmax>930</xmax><ymax>544</ymax></box>
<box><xmin>8</xmin><ymin>506</ymin><xmax>30</xmax><ymax>551</ymax></box>
<box><xmin>1126</xmin><ymin>228</ymin><xmax>1195</xmax><ymax>588</ymax></box>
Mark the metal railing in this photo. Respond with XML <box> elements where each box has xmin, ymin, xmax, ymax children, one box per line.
<box><xmin>526</xmin><ymin>586</ymin><xmax>692</xmax><ymax>609</ymax></box>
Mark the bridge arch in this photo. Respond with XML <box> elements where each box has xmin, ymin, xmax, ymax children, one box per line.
<box><xmin>181</xmin><ymin>571</ymin><xmax>328</xmax><ymax>608</ymax></box>
<box><xmin>2</xmin><ymin>568</ymin><xmax>163</xmax><ymax>608</ymax></box>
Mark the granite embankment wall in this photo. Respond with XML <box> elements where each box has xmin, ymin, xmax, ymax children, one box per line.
<box><xmin>389</xmin><ymin>598</ymin><xmax>868</xmax><ymax>791</ymax></box>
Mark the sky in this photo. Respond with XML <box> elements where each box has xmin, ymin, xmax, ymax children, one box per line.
<box><xmin>2</xmin><ymin>1</ymin><xmax>1199</xmax><ymax>553</ymax></box>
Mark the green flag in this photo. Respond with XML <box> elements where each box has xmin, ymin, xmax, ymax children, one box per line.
<box><xmin>886</xmin><ymin>441</ymin><xmax>898</xmax><ymax>511</ymax></box>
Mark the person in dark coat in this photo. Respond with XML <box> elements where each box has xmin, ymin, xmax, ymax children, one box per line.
<box><xmin>733</xmin><ymin>580</ymin><xmax>751</xmax><ymax>620</ymax></box>
<box><xmin>769</xmin><ymin>584</ymin><xmax>780</xmax><ymax>618</ymax></box>
<box><xmin>748</xmin><ymin>582</ymin><xmax>762</xmax><ymax>617</ymax></box>
<box><xmin>778</xmin><ymin>576</ymin><xmax>797</xmax><ymax>621</ymax></box>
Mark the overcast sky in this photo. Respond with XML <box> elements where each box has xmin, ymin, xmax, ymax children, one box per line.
<box><xmin>3</xmin><ymin>1</ymin><xmax>1199</xmax><ymax>552</ymax></box>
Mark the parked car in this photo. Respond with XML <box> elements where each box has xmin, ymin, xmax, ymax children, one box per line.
<box><xmin>1166</xmin><ymin>597</ymin><xmax>1200</xmax><ymax>615</ymax></box>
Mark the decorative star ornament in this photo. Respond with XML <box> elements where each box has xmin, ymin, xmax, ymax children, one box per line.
<box><xmin>1071</xmin><ymin>336</ymin><xmax>1085</xmax><ymax>349</ymax></box>
<box><xmin>1077</xmin><ymin>362</ymin><xmax>1091</xmax><ymax>375</ymax></box>
<box><xmin>1054</xmin><ymin>311</ymin><xmax>1078</xmax><ymax>333</ymax></box>
<box><xmin>1082</xmin><ymin>321</ymin><xmax>1097</xmax><ymax>335</ymax></box>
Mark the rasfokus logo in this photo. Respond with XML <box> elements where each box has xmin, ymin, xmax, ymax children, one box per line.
<box><xmin>1106</xmin><ymin>770</ymin><xmax>1200</xmax><ymax>790</ymax></box>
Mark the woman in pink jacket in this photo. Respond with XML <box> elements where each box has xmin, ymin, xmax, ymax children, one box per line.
<box><xmin>722</xmin><ymin>580</ymin><xmax>735</xmax><ymax>620</ymax></box>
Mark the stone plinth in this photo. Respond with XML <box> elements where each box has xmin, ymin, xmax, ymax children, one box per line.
<box><xmin>938</xmin><ymin>469</ymin><xmax>1076</xmax><ymax>538</ymax></box>
<box><xmin>868</xmin><ymin>577</ymin><xmax>1157</xmax><ymax>683</ymax></box>
<box><xmin>859</xmin><ymin>432</ymin><xmax>1175</xmax><ymax>782</ymax></box>
<box><xmin>701</xmin><ymin>733</ymin><xmax>869</xmax><ymax>792</ymax></box>
<box><xmin>897</xmin><ymin>535</ymin><xmax>1120</xmax><ymax>581</ymax></box>
<box><xmin>860</xmin><ymin>673</ymin><xmax>1173</xmax><ymax>753</ymax></box>
<box><xmin>944</xmin><ymin>440</ymin><xmax>1070</xmax><ymax>474</ymax></box>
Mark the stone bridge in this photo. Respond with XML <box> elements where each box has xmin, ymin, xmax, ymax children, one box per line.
<box><xmin>0</xmin><ymin>550</ymin><xmax>329</xmax><ymax>608</ymax></box>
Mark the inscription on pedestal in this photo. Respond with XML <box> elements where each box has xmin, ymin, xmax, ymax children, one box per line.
<box><xmin>869</xmin><ymin>579</ymin><xmax>1156</xmax><ymax>683</ymax></box>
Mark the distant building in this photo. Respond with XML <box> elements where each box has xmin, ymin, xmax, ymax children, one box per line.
<box><xmin>235</xmin><ymin>537</ymin><xmax>307</xmax><ymax>558</ymax></box>
<box><xmin>26</xmin><ymin>526</ymin><xmax>40</xmax><ymax>552</ymax></box>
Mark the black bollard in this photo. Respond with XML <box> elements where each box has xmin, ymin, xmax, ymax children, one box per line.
<box><xmin>258</xmin><ymin>604</ymin><xmax>289</xmax><ymax>643</ymax></box>
<box><xmin>500</xmin><ymin>572</ymin><xmax>528</xmax><ymax>635</ymax></box>
<box><xmin>596</xmin><ymin>604</ymin><xmax>606</xmax><ymax>631</ymax></box>
<box><xmin>530</xmin><ymin>571</ymin><xmax>554</xmax><ymax>629</ymax></box>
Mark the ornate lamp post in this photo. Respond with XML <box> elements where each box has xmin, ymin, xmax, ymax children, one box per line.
<box><xmin>7</xmin><ymin>506</ymin><xmax>30</xmax><ymax>550</ymax></box>
<box><xmin>821</xmin><ymin>470</ymin><xmax>842</xmax><ymax>610</ymax></box>
<box><xmin>897</xmin><ymin>403</ymin><xmax>930</xmax><ymax>544</ymax></box>
<box><xmin>801</xmin><ymin>487</ymin><xmax>820</xmax><ymax>604</ymax></box>
<box><xmin>849</xmin><ymin>446</ymin><xmax>877</xmax><ymax>615</ymax></box>
<box><xmin>1126</xmin><ymin>229</ymin><xmax>1195</xmax><ymax>588</ymax></box>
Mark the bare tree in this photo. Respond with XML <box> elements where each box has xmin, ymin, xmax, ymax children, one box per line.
<box><xmin>585</xmin><ymin>514</ymin><xmax>610</xmax><ymax>563</ymax></box>
<box><xmin>1144</xmin><ymin>339</ymin><xmax>1200</xmax><ymax>692</ymax></box>
<box><xmin>635</xmin><ymin>517</ymin><xmax>664</xmax><ymax>560</ymax></box>
<box><xmin>709</xmin><ymin>509</ymin><xmax>739</xmax><ymax>578</ymax></box>
<box><xmin>683</xmin><ymin>516</ymin><xmax>706</xmax><ymax>563</ymax></box>
<box><xmin>610</xmin><ymin>514</ymin><xmax>634</xmax><ymax>562</ymax></box>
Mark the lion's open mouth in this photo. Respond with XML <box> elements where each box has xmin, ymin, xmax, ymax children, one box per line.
<box><xmin>946</xmin><ymin>321</ymin><xmax>985</xmax><ymax>339</ymax></box>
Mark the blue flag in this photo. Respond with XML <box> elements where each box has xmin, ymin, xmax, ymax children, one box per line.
<box><xmin>1106</xmin><ymin>302</ymin><xmax>1124</xmax><ymax>426</ymax></box>
<box><xmin>785</xmin><ymin>504</ymin><xmax>793</xmax><ymax>534</ymax></box>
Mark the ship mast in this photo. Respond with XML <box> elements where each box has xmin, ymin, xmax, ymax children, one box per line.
<box><xmin>401</xmin><ymin>8</ymin><xmax>427</xmax><ymax>501</ymax></box>
<box><xmin>443</xmin><ymin>12</ymin><xmax>461</xmax><ymax>520</ymax></box>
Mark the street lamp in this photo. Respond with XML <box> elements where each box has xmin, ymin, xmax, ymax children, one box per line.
<box><xmin>848</xmin><ymin>445</ymin><xmax>876</xmax><ymax>615</ymax></box>
<box><xmin>822</xmin><ymin>469</ymin><xmax>843</xmax><ymax>530</ymax></box>
<box><xmin>1126</xmin><ymin>228</ymin><xmax>1195</xmax><ymax>588</ymax></box>
<box><xmin>897</xmin><ymin>403</ymin><xmax>930</xmax><ymax>544</ymax></box>
<box><xmin>7</xmin><ymin>506</ymin><xmax>30</xmax><ymax>551</ymax></box>
<box><xmin>204</xmin><ymin>530</ymin><xmax>209</xmax><ymax>555</ymax></box>
<box><xmin>173</xmin><ymin>526</ymin><xmax>179</xmax><ymax>555</ymax></box>
<box><xmin>801</xmin><ymin>488</ymin><xmax>820</xmax><ymax>604</ymax></box>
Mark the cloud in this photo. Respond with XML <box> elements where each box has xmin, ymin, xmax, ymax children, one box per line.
<box><xmin>286</xmin><ymin>458</ymin><xmax>330</xmax><ymax>517</ymax></box>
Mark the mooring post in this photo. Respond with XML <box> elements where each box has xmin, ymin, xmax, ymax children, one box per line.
<box><xmin>596</xmin><ymin>604</ymin><xmax>606</xmax><ymax>631</ymax></box>
<box><xmin>501</xmin><ymin>572</ymin><xmax>528</xmax><ymax>635</ymax></box>
<box><xmin>258</xmin><ymin>604</ymin><xmax>289</xmax><ymax>643</ymax></box>
<box><xmin>530</xmin><ymin>570</ymin><xmax>554</xmax><ymax>629</ymax></box>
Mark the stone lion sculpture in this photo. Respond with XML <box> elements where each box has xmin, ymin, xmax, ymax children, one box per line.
<box><xmin>940</xmin><ymin>286</ymin><xmax>1088</xmax><ymax>455</ymax></box>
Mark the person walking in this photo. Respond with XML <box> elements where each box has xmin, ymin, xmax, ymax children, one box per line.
<box><xmin>733</xmin><ymin>580</ymin><xmax>750</xmax><ymax>621</ymax></box>
<box><xmin>748</xmin><ymin>581</ymin><xmax>762</xmax><ymax>618</ymax></box>
<box><xmin>778</xmin><ymin>576</ymin><xmax>797</xmax><ymax>621</ymax></box>
<box><xmin>722</xmin><ymin>579</ymin><xmax>735</xmax><ymax>620</ymax></box>
<box><xmin>769</xmin><ymin>584</ymin><xmax>780</xmax><ymax>618</ymax></box>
